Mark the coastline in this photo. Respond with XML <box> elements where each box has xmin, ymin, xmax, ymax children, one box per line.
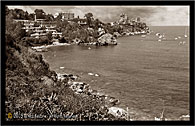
<box><xmin>41</xmin><ymin>53</ymin><xmax>131</xmax><ymax>120</ymax></box>
<box><xmin>5</xmin><ymin>5</ymin><xmax>190</xmax><ymax>122</ymax></box>
<box><xmin>39</xmin><ymin>31</ymin><xmax>190</xmax><ymax>121</ymax></box>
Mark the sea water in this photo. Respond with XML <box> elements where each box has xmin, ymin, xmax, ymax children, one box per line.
<box><xmin>43</xmin><ymin>26</ymin><xmax>189</xmax><ymax>120</ymax></box>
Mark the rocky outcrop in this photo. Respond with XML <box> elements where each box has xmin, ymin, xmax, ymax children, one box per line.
<box><xmin>97</xmin><ymin>33</ymin><xmax>117</xmax><ymax>45</ymax></box>
<box><xmin>108</xmin><ymin>107</ymin><xmax>129</xmax><ymax>119</ymax></box>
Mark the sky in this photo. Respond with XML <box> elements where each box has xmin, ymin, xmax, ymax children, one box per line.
<box><xmin>7</xmin><ymin>6</ymin><xmax>189</xmax><ymax>26</ymax></box>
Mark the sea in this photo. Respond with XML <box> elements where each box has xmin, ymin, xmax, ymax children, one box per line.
<box><xmin>42</xmin><ymin>26</ymin><xmax>190</xmax><ymax>120</ymax></box>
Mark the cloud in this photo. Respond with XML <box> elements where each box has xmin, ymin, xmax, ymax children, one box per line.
<box><xmin>7</xmin><ymin>6</ymin><xmax>189</xmax><ymax>26</ymax></box>
<box><xmin>146</xmin><ymin>6</ymin><xmax>189</xmax><ymax>26</ymax></box>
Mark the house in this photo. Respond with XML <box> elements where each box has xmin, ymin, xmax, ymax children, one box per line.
<box><xmin>61</xmin><ymin>12</ymin><xmax>74</xmax><ymax>21</ymax></box>
<box><xmin>14</xmin><ymin>19</ymin><xmax>31</xmax><ymax>23</ymax></box>
<box><xmin>52</xmin><ymin>32</ymin><xmax>62</xmax><ymax>38</ymax></box>
<box><xmin>78</xmin><ymin>19</ymin><xmax>87</xmax><ymax>25</ymax></box>
<box><xmin>36</xmin><ymin>19</ymin><xmax>46</xmax><ymax>22</ymax></box>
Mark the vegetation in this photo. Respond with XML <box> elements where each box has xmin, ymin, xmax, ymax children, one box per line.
<box><xmin>5</xmin><ymin>7</ymin><xmax>126</xmax><ymax>121</ymax></box>
<box><xmin>7</xmin><ymin>6</ymin><xmax>149</xmax><ymax>46</ymax></box>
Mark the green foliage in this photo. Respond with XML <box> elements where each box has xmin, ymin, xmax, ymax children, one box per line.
<box><xmin>84</xmin><ymin>13</ymin><xmax>94</xmax><ymax>26</ymax></box>
<box><xmin>26</xmin><ymin>30</ymin><xmax>34</xmax><ymax>37</ymax></box>
<box><xmin>34</xmin><ymin>22</ymin><xmax>40</xmax><ymax>27</ymax></box>
<box><xmin>59</xmin><ymin>37</ymin><xmax>68</xmax><ymax>43</ymax></box>
<box><xmin>34</xmin><ymin>9</ymin><xmax>46</xmax><ymax>19</ymax></box>
<box><xmin>47</xmin><ymin>32</ymin><xmax>53</xmax><ymax>41</ymax></box>
<box><xmin>6</xmin><ymin>13</ymin><xmax>26</xmax><ymax>43</ymax></box>
<box><xmin>45</xmin><ymin>14</ymin><xmax>54</xmax><ymax>21</ymax></box>
<box><xmin>5</xmin><ymin>7</ymin><xmax>151</xmax><ymax>120</ymax></box>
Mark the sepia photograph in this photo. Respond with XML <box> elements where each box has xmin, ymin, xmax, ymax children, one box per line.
<box><xmin>3</xmin><ymin>1</ymin><xmax>193</xmax><ymax>124</ymax></box>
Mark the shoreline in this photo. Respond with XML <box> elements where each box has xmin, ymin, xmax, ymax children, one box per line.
<box><xmin>39</xmin><ymin>53</ymin><xmax>131</xmax><ymax>120</ymax></box>
<box><xmin>39</xmin><ymin>32</ymin><xmax>189</xmax><ymax>121</ymax></box>
<box><xmin>49</xmin><ymin>69</ymin><xmax>131</xmax><ymax>120</ymax></box>
<box><xmin>31</xmin><ymin>42</ymin><xmax>71</xmax><ymax>52</ymax></box>
<box><xmin>52</xmin><ymin>68</ymin><xmax>190</xmax><ymax>121</ymax></box>
<box><xmin>31</xmin><ymin>31</ymin><xmax>149</xmax><ymax>52</ymax></box>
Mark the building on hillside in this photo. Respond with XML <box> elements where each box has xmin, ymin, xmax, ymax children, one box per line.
<box><xmin>36</xmin><ymin>19</ymin><xmax>47</xmax><ymax>23</ymax></box>
<box><xmin>118</xmin><ymin>13</ymin><xmax>128</xmax><ymax>25</ymax></box>
<box><xmin>15</xmin><ymin>13</ymin><xmax>63</xmax><ymax>39</ymax></box>
<box><xmin>14</xmin><ymin>19</ymin><xmax>32</xmax><ymax>23</ymax></box>
<box><xmin>61</xmin><ymin>12</ymin><xmax>74</xmax><ymax>21</ymax></box>
<box><xmin>77</xmin><ymin>19</ymin><xmax>87</xmax><ymax>25</ymax></box>
<box><xmin>52</xmin><ymin>32</ymin><xmax>62</xmax><ymax>38</ymax></box>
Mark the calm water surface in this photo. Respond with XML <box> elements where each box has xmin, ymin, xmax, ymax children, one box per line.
<box><xmin>43</xmin><ymin>26</ymin><xmax>189</xmax><ymax>120</ymax></box>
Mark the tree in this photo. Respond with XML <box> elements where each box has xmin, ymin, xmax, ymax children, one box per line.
<box><xmin>34</xmin><ymin>22</ymin><xmax>40</xmax><ymax>27</ymax></box>
<box><xmin>26</xmin><ymin>30</ymin><xmax>34</xmax><ymax>37</ymax></box>
<box><xmin>5</xmin><ymin>6</ymin><xmax>9</xmax><ymax>15</ymax></box>
<box><xmin>54</xmin><ymin>13</ymin><xmax>62</xmax><ymax>21</ymax></box>
<box><xmin>12</xmin><ymin>8</ymin><xmax>25</xmax><ymax>19</ymax></box>
<box><xmin>34</xmin><ymin>9</ymin><xmax>45</xmax><ymax>19</ymax></box>
<box><xmin>28</xmin><ymin>13</ymin><xmax>35</xmax><ymax>20</ymax></box>
<box><xmin>84</xmin><ymin>13</ymin><xmax>93</xmax><ymax>26</ymax></box>
<box><xmin>45</xmin><ymin>14</ymin><xmax>54</xmax><ymax>21</ymax></box>
<box><xmin>47</xmin><ymin>32</ymin><xmax>53</xmax><ymax>41</ymax></box>
<box><xmin>6</xmin><ymin>14</ymin><xmax>26</xmax><ymax>42</ymax></box>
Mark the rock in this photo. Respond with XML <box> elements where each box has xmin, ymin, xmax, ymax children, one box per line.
<box><xmin>41</xmin><ymin>76</ymin><xmax>54</xmax><ymax>87</ymax></box>
<box><xmin>70</xmin><ymin>75</ymin><xmax>78</xmax><ymax>80</ymax></box>
<box><xmin>72</xmin><ymin>38</ymin><xmax>81</xmax><ymax>44</ymax></box>
<box><xmin>109</xmin><ymin>99</ymin><xmax>120</xmax><ymax>106</ymax></box>
<box><xmin>98</xmin><ymin>33</ymin><xmax>117</xmax><ymax>45</ymax></box>
<box><xmin>179</xmin><ymin>114</ymin><xmax>190</xmax><ymax>120</ymax></box>
<box><xmin>154</xmin><ymin>117</ymin><xmax>168</xmax><ymax>121</ymax></box>
<box><xmin>113</xmin><ymin>32</ymin><xmax>121</xmax><ymax>38</ymax></box>
<box><xmin>76</xmin><ymin>89</ymin><xmax>83</xmax><ymax>93</ymax></box>
<box><xmin>108</xmin><ymin>107</ymin><xmax>128</xmax><ymax>118</ymax></box>
<box><xmin>72</xmin><ymin>81</ymin><xmax>84</xmax><ymax>86</ymax></box>
<box><xmin>68</xmin><ymin>74</ymin><xmax>73</xmax><ymax>77</ymax></box>
<box><xmin>56</xmin><ymin>73</ymin><xmax>69</xmax><ymax>82</ymax></box>
<box><xmin>62</xmin><ymin>74</ymin><xmax>68</xmax><ymax>77</ymax></box>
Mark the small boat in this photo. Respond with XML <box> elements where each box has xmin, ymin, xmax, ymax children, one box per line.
<box><xmin>95</xmin><ymin>74</ymin><xmax>99</xmax><ymax>77</ymax></box>
<box><xmin>158</xmin><ymin>35</ymin><xmax>163</xmax><ymax>39</ymax></box>
<box><xmin>156</xmin><ymin>33</ymin><xmax>160</xmax><ymax>36</ymax></box>
<box><xmin>60</xmin><ymin>67</ymin><xmax>65</xmax><ymax>69</ymax></box>
<box><xmin>88</xmin><ymin>73</ymin><xmax>94</xmax><ymax>76</ymax></box>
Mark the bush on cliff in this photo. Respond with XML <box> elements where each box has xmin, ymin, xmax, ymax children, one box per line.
<box><xmin>5</xmin><ymin>10</ymin><xmax>114</xmax><ymax>121</ymax></box>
